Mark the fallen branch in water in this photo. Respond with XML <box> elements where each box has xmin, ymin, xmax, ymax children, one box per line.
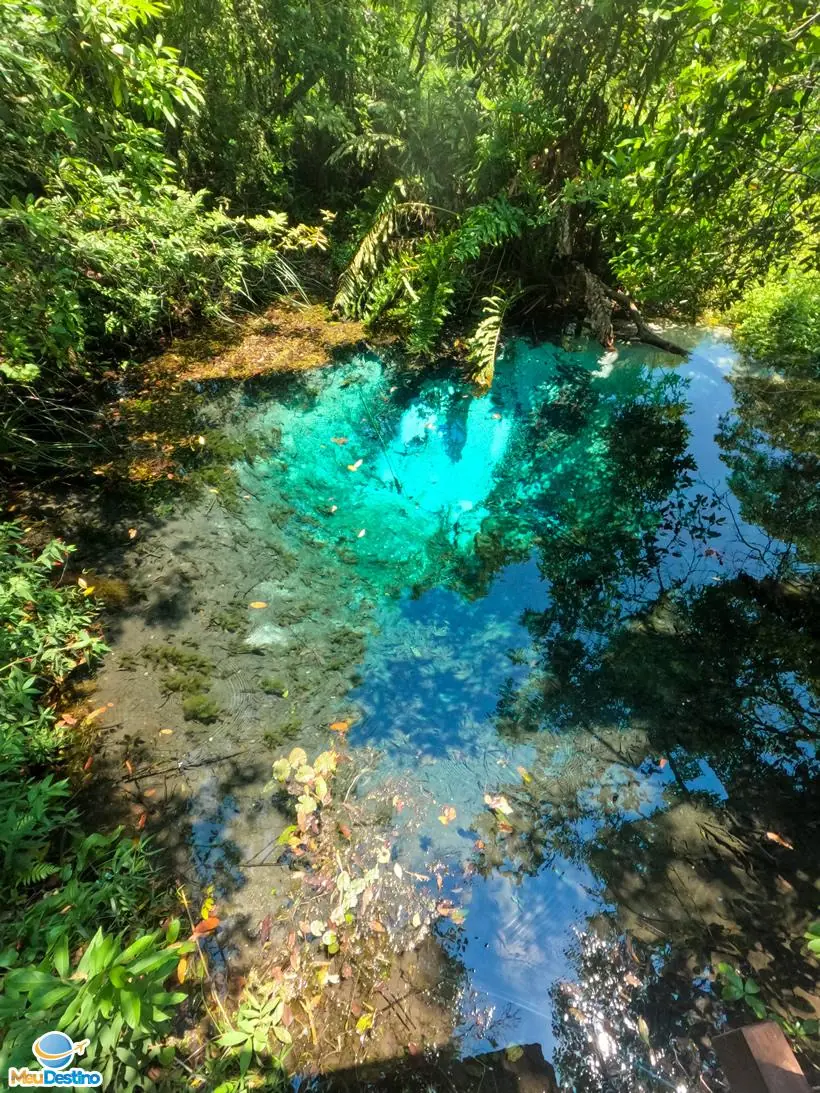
<box><xmin>577</xmin><ymin>263</ymin><xmax>689</xmax><ymax>356</ymax></box>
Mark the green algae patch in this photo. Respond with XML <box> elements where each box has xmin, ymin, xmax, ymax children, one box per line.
<box><xmin>150</xmin><ymin>301</ymin><xmax>366</xmax><ymax>383</ymax></box>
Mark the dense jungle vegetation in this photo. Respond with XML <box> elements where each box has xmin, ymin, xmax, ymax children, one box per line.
<box><xmin>0</xmin><ymin>0</ymin><xmax>818</xmax><ymax>1088</ymax></box>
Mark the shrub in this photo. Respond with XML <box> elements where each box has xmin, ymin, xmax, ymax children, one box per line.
<box><xmin>730</xmin><ymin>269</ymin><xmax>820</xmax><ymax>370</ymax></box>
<box><xmin>0</xmin><ymin>522</ymin><xmax>107</xmax><ymax>764</ymax></box>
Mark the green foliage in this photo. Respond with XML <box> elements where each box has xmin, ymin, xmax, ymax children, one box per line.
<box><xmin>0</xmin><ymin>522</ymin><xmax>107</xmax><ymax>763</ymax></box>
<box><xmin>0</xmin><ymin>922</ymin><xmax>192</xmax><ymax>1089</ymax></box>
<box><xmin>717</xmin><ymin>961</ymin><xmax>819</xmax><ymax>1041</ymax></box>
<box><xmin>730</xmin><ymin>269</ymin><xmax>820</xmax><ymax>368</ymax></box>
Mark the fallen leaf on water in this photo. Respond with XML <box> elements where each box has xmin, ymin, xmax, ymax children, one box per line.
<box><xmin>329</xmin><ymin>719</ymin><xmax>351</xmax><ymax>733</ymax></box>
<box><xmin>61</xmin><ymin>714</ymin><xmax>78</xmax><ymax>727</ymax></box>
<box><xmin>516</xmin><ymin>766</ymin><xmax>532</xmax><ymax>784</ymax></box>
<box><xmin>438</xmin><ymin>806</ymin><xmax>457</xmax><ymax>825</ymax></box>
<box><xmin>355</xmin><ymin>1013</ymin><xmax>374</xmax><ymax>1035</ymax></box>
<box><xmin>193</xmin><ymin>916</ymin><xmax>220</xmax><ymax>936</ymax></box>
<box><xmin>765</xmin><ymin>831</ymin><xmax>794</xmax><ymax>849</ymax></box>
<box><xmin>658</xmin><ymin>757</ymin><xmax>668</xmax><ymax>769</ymax></box>
<box><xmin>436</xmin><ymin>873</ymin><xmax>443</xmax><ymax>890</ymax></box>
<box><xmin>484</xmin><ymin>793</ymin><xmax>514</xmax><ymax>816</ymax></box>
<box><xmin>347</xmin><ymin>459</ymin><xmax>363</xmax><ymax>472</ymax></box>
<box><xmin>436</xmin><ymin>901</ymin><xmax>455</xmax><ymax>917</ymax></box>
<box><xmin>200</xmin><ymin>897</ymin><xmax>216</xmax><ymax>920</ymax></box>
<box><xmin>497</xmin><ymin>820</ymin><xmax>514</xmax><ymax>835</ymax></box>
<box><xmin>159</xmin><ymin>728</ymin><xmax>173</xmax><ymax>736</ymax></box>
<box><xmin>331</xmin><ymin>437</ymin><xmax>348</xmax><ymax>445</ymax></box>
<box><xmin>249</xmin><ymin>601</ymin><xmax>268</xmax><ymax>609</ymax></box>
<box><xmin>368</xmin><ymin>920</ymin><xmax>386</xmax><ymax>934</ymax></box>
<box><xmin>637</xmin><ymin>1016</ymin><xmax>651</xmax><ymax>1045</ymax></box>
<box><xmin>177</xmin><ymin>956</ymin><xmax>188</xmax><ymax>984</ymax></box>
<box><xmin>338</xmin><ymin>823</ymin><xmax>352</xmax><ymax>840</ymax></box>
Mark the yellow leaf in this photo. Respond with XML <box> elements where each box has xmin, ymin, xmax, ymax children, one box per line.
<box><xmin>516</xmin><ymin>766</ymin><xmax>532</xmax><ymax>783</ymax></box>
<box><xmin>200</xmin><ymin>897</ymin><xmax>215</xmax><ymax>920</ymax></box>
<box><xmin>177</xmin><ymin>956</ymin><xmax>188</xmax><ymax>984</ymax></box>
<box><xmin>438</xmin><ymin>806</ymin><xmax>457</xmax><ymax>825</ymax></box>
<box><xmin>160</xmin><ymin>728</ymin><xmax>173</xmax><ymax>736</ymax></box>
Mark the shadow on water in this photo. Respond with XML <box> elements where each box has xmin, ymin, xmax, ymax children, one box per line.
<box><xmin>79</xmin><ymin>328</ymin><xmax>818</xmax><ymax>1088</ymax></box>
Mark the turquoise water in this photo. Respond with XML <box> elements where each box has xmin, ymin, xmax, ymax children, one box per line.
<box><xmin>222</xmin><ymin>331</ymin><xmax>818</xmax><ymax>1084</ymax></box>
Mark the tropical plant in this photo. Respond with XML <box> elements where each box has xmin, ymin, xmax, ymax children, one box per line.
<box><xmin>0</xmin><ymin>522</ymin><xmax>107</xmax><ymax>762</ymax></box>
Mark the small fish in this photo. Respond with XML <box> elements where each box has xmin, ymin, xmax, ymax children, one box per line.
<box><xmin>249</xmin><ymin>601</ymin><xmax>268</xmax><ymax>609</ymax></box>
<box><xmin>347</xmin><ymin>459</ymin><xmax>363</xmax><ymax>472</ymax></box>
<box><xmin>331</xmin><ymin>436</ymin><xmax>348</xmax><ymax>445</ymax></box>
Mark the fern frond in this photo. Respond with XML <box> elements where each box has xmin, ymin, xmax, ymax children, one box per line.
<box><xmin>334</xmin><ymin>181</ymin><xmax>407</xmax><ymax>317</ymax></box>
<box><xmin>18</xmin><ymin>860</ymin><xmax>59</xmax><ymax>887</ymax></box>
<box><xmin>467</xmin><ymin>291</ymin><xmax>515</xmax><ymax>388</ymax></box>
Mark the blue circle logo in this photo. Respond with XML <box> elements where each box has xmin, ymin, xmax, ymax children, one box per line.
<box><xmin>32</xmin><ymin>1031</ymin><xmax>78</xmax><ymax>1071</ymax></box>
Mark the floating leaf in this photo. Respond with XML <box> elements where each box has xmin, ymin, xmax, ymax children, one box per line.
<box><xmin>765</xmin><ymin>831</ymin><xmax>794</xmax><ymax>849</ymax></box>
<box><xmin>314</xmin><ymin>750</ymin><xmax>338</xmax><ymax>774</ymax></box>
<box><xmin>355</xmin><ymin>1013</ymin><xmax>374</xmax><ymax>1035</ymax></box>
<box><xmin>438</xmin><ymin>806</ymin><xmax>457</xmax><ymax>825</ymax></box>
<box><xmin>272</xmin><ymin>758</ymin><xmax>291</xmax><ymax>782</ymax></box>
<box><xmin>177</xmin><ymin>956</ymin><xmax>188</xmax><ymax>984</ymax></box>
<box><xmin>484</xmin><ymin>793</ymin><xmax>513</xmax><ymax>816</ymax></box>
<box><xmin>637</xmin><ymin>1016</ymin><xmax>650</xmax><ymax>1045</ymax></box>
<box><xmin>295</xmin><ymin>764</ymin><xmax>315</xmax><ymax>783</ymax></box>
<box><xmin>288</xmin><ymin>747</ymin><xmax>308</xmax><ymax>767</ymax></box>
<box><xmin>329</xmin><ymin>719</ymin><xmax>351</xmax><ymax>733</ymax></box>
<box><xmin>368</xmin><ymin>920</ymin><xmax>386</xmax><ymax>934</ymax></box>
<box><xmin>249</xmin><ymin>601</ymin><xmax>268</xmax><ymax>609</ymax></box>
<box><xmin>515</xmin><ymin>766</ymin><xmax>532</xmax><ymax>784</ymax></box>
<box><xmin>160</xmin><ymin>728</ymin><xmax>173</xmax><ymax>736</ymax></box>
<box><xmin>200</xmin><ymin>897</ymin><xmax>216</xmax><ymax>920</ymax></box>
<box><xmin>193</xmin><ymin>916</ymin><xmax>220</xmax><ymax>936</ymax></box>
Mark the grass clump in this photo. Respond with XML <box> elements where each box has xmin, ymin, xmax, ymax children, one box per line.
<box><xmin>182</xmin><ymin>693</ymin><xmax>222</xmax><ymax>723</ymax></box>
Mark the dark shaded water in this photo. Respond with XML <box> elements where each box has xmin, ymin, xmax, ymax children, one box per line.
<box><xmin>97</xmin><ymin>328</ymin><xmax>819</xmax><ymax>1088</ymax></box>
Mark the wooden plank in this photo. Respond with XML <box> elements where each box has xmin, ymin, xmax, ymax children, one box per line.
<box><xmin>713</xmin><ymin>1022</ymin><xmax>811</xmax><ymax>1093</ymax></box>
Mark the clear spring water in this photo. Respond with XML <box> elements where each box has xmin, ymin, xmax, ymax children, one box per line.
<box><xmin>101</xmin><ymin>328</ymin><xmax>818</xmax><ymax>1087</ymax></box>
<box><xmin>224</xmin><ymin>328</ymin><xmax>817</xmax><ymax>1079</ymax></box>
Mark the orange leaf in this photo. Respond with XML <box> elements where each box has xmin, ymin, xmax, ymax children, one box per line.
<box><xmin>368</xmin><ymin>920</ymin><xmax>386</xmax><ymax>934</ymax></box>
<box><xmin>331</xmin><ymin>437</ymin><xmax>348</xmax><ymax>445</ymax></box>
<box><xmin>61</xmin><ymin>714</ymin><xmax>78</xmax><ymax>727</ymax></box>
<box><xmin>765</xmin><ymin>831</ymin><xmax>794</xmax><ymax>850</ymax></box>
<box><xmin>329</xmin><ymin>719</ymin><xmax>351</xmax><ymax>733</ymax></box>
<box><xmin>125</xmin><ymin>759</ymin><xmax>134</xmax><ymax>776</ymax></box>
<box><xmin>193</xmin><ymin>916</ymin><xmax>220</xmax><ymax>936</ymax></box>
<box><xmin>136</xmin><ymin>810</ymin><xmax>147</xmax><ymax>830</ymax></box>
<box><xmin>82</xmin><ymin>756</ymin><xmax>93</xmax><ymax>772</ymax></box>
